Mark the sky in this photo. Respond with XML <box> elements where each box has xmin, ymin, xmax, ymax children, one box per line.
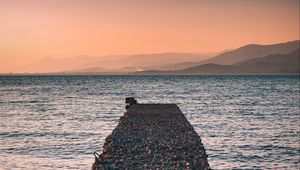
<box><xmin>0</xmin><ymin>0</ymin><xmax>299</xmax><ymax>72</ymax></box>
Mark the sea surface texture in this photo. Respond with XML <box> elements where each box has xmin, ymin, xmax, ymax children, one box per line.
<box><xmin>0</xmin><ymin>75</ymin><xmax>299</xmax><ymax>169</ymax></box>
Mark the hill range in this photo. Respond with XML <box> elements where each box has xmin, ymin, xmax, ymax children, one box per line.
<box><xmin>136</xmin><ymin>48</ymin><xmax>299</xmax><ymax>74</ymax></box>
<box><xmin>137</xmin><ymin>41</ymin><xmax>300</xmax><ymax>74</ymax></box>
<box><xmin>11</xmin><ymin>40</ymin><xmax>300</xmax><ymax>74</ymax></box>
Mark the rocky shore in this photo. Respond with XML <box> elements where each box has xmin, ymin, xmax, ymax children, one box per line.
<box><xmin>92</xmin><ymin>104</ymin><xmax>210</xmax><ymax>170</ymax></box>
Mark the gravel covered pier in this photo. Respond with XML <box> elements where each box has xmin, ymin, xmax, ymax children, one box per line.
<box><xmin>92</xmin><ymin>102</ymin><xmax>210</xmax><ymax>169</ymax></box>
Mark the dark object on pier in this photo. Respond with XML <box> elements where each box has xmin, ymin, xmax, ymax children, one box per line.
<box><xmin>125</xmin><ymin>97</ymin><xmax>137</xmax><ymax>105</ymax></box>
<box><xmin>92</xmin><ymin>103</ymin><xmax>211</xmax><ymax>170</ymax></box>
<box><xmin>125</xmin><ymin>97</ymin><xmax>137</xmax><ymax>110</ymax></box>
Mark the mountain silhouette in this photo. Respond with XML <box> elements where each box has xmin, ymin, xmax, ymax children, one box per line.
<box><xmin>136</xmin><ymin>48</ymin><xmax>300</xmax><ymax>74</ymax></box>
<box><xmin>198</xmin><ymin>40</ymin><xmax>299</xmax><ymax>65</ymax></box>
<box><xmin>14</xmin><ymin>40</ymin><xmax>299</xmax><ymax>74</ymax></box>
<box><xmin>160</xmin><ymin>40</ymin><xmax>299</xmax><ymax>70</ymax></box>
<box><xmin>17</xmin><ymin>53</ymin><xmax>213</xmax><ymax>73</ymax></box>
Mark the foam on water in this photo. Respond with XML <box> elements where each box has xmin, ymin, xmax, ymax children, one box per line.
<box><xmin>0</xmin><ymin>75</ymin><xmax>299</xmax><ymax>169</ymax></box>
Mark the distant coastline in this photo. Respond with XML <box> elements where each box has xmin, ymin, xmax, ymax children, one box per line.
<box><xmin>1</xmin><ymin>73</ymin><xmax>299</xmax><ymax>76</ymax></box>
<box><xmin>4</xmin><ymin>40</ymin><xmax>299</xmax><ymax>75</ymax></box>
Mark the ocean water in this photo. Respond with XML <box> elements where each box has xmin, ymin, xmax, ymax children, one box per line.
<box><xmin>0</xmin><ymin>75</ymin><xmax>299</xmax><ymax>170</ymax></box>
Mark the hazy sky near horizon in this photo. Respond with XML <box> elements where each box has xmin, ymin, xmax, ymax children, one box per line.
<box><xmin>0</xmin><ymin>0</ymin><xmax>299</xmax><ymax>72</ymax></box>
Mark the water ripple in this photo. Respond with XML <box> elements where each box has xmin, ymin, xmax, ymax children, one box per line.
<box><xmin>0</xmin><ymin>75</ymin><xmax>299</xmax><ymax>169</ymax></box>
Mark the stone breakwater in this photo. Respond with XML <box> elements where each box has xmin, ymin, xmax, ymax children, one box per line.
<box><xmin>92</xmin><ymin>104</ymin><xmax>210</xmax><ymax>170</ymax></box>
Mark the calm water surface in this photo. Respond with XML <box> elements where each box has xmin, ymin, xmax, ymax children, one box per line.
<box><xmin>0</xmin><ymin>75</ymin><xmax>299</xmax><ymax>169</ymax></box>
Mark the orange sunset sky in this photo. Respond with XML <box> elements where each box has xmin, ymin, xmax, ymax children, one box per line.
<box><xmin>0</xmin><ymin>0</ymin><xmax>299</xmax><ymax>72</ymax></box>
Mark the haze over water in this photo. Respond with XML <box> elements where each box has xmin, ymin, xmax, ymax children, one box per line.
<box><xmin>0</xmin><ymin>75</ymin><xmax>299</xmax><ymax>169</ymax></box>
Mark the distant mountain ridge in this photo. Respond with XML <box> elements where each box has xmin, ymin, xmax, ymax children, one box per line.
<box><xmin>13</xmin><ymin>40</ymin><xmax>300</xmax><ymax>74</ymax></box>
<box><xmin>136</xmin><ymin>48</ymin><xmax>300</xmax><ymax>74</ymax></box>
<box><xmin>16</xmin><ymin>52</ymin><xmax>215</xmax><ymax>73</ymax></box>
<box><xmin>160</xmin><ymin>40</ymin><xmax>300</xmax><ymax>70</ymax></box>
<box><xmin>198</xmin><ymin>40</ymin><xmax>299</xmax><ymax>65</ymax></box>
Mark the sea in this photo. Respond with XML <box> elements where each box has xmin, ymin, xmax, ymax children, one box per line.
<box><xmin>0</xmin><ymin>75</ymin><xmax>299</xmax><ymax>169</ymax></box>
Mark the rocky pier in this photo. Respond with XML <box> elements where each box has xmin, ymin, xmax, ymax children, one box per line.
<box><xmin>92</xmin><ymin>99</ymin><xmax>210</xmax><ymax>170</ymax></box>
